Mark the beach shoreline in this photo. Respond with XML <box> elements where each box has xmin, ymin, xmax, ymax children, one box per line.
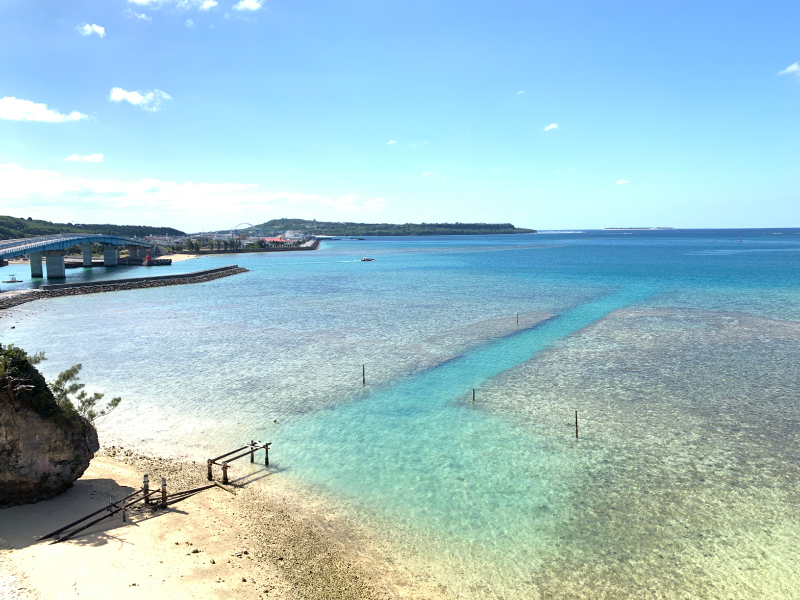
<box><xmin>0</xmin><ymin>449</ymin><xmax>449</xmax><ymax>600</ymax></box>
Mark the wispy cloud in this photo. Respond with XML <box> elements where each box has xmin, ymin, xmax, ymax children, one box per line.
<box><xmin>778</xmin><ymin>62</ymin><xmax>800</xmax><ymax>77</ymax></box>
<box><xmin>66</xmin><ymin>153</ymin><xmax>104</xmax><ymax>163</ymax></box>
<box><xmin>233</xmin><ymin>0</ymin><xmax>262</xmax><ymax>11</ymax></box>
<box><xmin>109</xmin><ymin>87</ymin><xmax>172</xmax><ymax>112</ymax></box>
<box><xmin>0</xmin><ymin>97</ymin><xmax>87</xmax><ymax>123</ymax></box>
<box><xmin>544</xmin><ymin>123</ymin><xmax>558</xmax><ymax>132</ymax></box>
<box><xmin>516</xmin><ymin>90</ymin><xmax>525</xmax><ymax>95</ymax></box>
<box><xmin>186</xmin><ymin>18</ymin><xmax>195</xmax><ymax>27</ymax></box>
<box><xmin>0</xmin><ymin>163</ymin><xmax>388</xmax><ymax>227</ymax></box>
<box><xmin>77</xmin><ymin>23</ymin><xmax>106</xmax><ymax>37</ymax></box>
<box><xmin>387</xmin><ymin>140</ymin><xmax>396</xmax><ymax>145</ymax></box>
<box><xmin>421</xmin><ymin>171</ymin><xmax>436</xmax><ymax>177</ymax></box>
<box><xmin>125</xmin><ymin>9</ymin><xmax>152</xmax><ymax>21</ymax></box>
<box><xmin>616</xmin><ymin>179</ymin><xmax>630</xmax><ymax>185</ymax></box>
<box><xmin>127</xmin><ymin>0</ymin><xmax>218</xmax><ymax>9</ymax></box>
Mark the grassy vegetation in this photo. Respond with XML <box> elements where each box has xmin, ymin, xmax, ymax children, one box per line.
<box><xmin>0</xmin><ymin>215</ymin><xmax>185</xmax><ymax>241</ymax></box>
<box><xmin>251</xmin><ymin>218</ymin><xmax>536</xmax><ymax>236</ymax></box>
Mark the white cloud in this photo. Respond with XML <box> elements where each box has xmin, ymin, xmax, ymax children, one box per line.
<box><xmin>127</xmin><ymin>0</ymin><xmax>216</xmax><ymax>9</ymax></box>
<box><xmin>125</xmin><ymin>9</ymin><xmax>152</xmax><ymax>21</ymax></box>
<box><xmin>233</xmin><ymin>0</ymin><xmax>262</xmax><ymax>10</ymax></box>
<box><xmin>387</xmin><ymin>140</ymin><xmax>396</xmax><ymax>145</ymax></box>
<box><xmin>778</xmin><ymin>62</ymin><xmax>799</xmax><ymax>77</ymax></box>
<box><xmin>186</xmin><ymin>18</ymin><xmax>195</xmax><ymax>27</ymax></box>
<box><xmin>77</xmin><ymin>23</ymin><xmax>106</xmax><ymax>37</ymax></box>
<box><xmin>66</xmin><ymin>153</ymin><xmax>104</xmax><ymax>163</ymax></box>
<box><xmin>616</xmin><ymin>179</ymin><xmax>630</xmax><ymax>185</ymax></box>
<box><xmin>517</xmin><ymin>90</ymin><xmax>525</xmax><ymax>95</ymax></box>
<box><xmin>109</xmin><ymin>87</ymin><xmax>172</xmax><ymax>112</ymax></box>
<box><xmin>544</xmin><ymin>123</ymin><xmax>558</xmax><ymax>132</ymax></box>
<box><xmin>0</xmin><ymin>163</ymin><xmax>388</xmax><ymax>224</ymax></box>
<box><xmin>0</xmin><ymin>97</ymin><xmax>88</xmax><ymax>123</ymax></box>
<box><xmin>421</xmin><ymin>171</ymin><xmax>436</xmax><ymax>177</ymax></box>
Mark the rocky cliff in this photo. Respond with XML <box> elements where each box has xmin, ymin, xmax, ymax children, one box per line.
<box><xmin>0</xmin><ymin>346</ymin><xmax>98</xmax><ymax>508</ymax></box>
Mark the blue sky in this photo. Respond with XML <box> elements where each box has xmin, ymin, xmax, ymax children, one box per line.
<box><xmin>1</xmin><ymin>0</ymin><xmax>798</xmax><ymax>231</ymax></box>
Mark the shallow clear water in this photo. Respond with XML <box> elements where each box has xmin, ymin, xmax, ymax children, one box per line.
<box><xmin>2</xmin><ymin>229</ymin><xmax>799</xmax><ymax>598</ymax></box>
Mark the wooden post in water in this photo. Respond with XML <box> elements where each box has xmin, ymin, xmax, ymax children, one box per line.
<box><xmin>250</xmin><ymin>440</ymin><xmax>255</xmax><ymax>463</ymax></box>
<box><xmin>143</xmin><ymin>474</ymin><xmax>150</xmax><ymax>505</ymax></box>
<box><xmin>222</xmin><ymin>462</ymin><xmax>229</xmax><ymax>485</ymax></box>
<box><xmin>264</xmin><ymin>444</ymin><xmax>269</xmax><ymax>467</ymax></box>
<box><xmin>472</xmin><ymin>389</ymin><xmax>475</xmax><ymax>403</ymax></box>
<box><xmin>575</xmin><ymin>411</ymin><xmax>579</xmax><ymax>439</ymax></box>
<box><xmin>161</xmin><ymin>477</ymin><xmax>167</xmax><ymax>507</ymax></box>
<box><xmin>207</xmin><ymin>459</ymin><xmax>213</xmax><ymax>481</ymax></box>
<box><xmin>517</xmin><ymin>313</ymin><xmax>519</xmax><ymax>325</ymax></box>
<box><xmin>362</xmin><ymin>365</ymin><xmax>366</xmax><ymax>386</ymax></box>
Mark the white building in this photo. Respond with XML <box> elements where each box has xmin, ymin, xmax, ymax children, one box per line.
<box><xmin>284</xmin><ymin>230</ymin><xmax>307</xmax><ymax>241</ymax></box>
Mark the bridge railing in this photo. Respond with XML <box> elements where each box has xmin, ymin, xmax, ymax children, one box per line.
<box><xmin>0</xmin><ymin>234</ymin><xmax>153</xmax><ymax>259</ymax></box>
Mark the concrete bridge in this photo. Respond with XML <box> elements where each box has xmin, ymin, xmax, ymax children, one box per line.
<box><xmin>0</xmin><ymin>234</ymin><xmax>154</xmax><ymax>279</ymax></box>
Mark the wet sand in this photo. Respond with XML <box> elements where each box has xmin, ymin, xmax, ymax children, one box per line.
<box><xmin>0</xmin><ymin>449</ymin><xmax>450</xmax><ymax>600</ymax></box>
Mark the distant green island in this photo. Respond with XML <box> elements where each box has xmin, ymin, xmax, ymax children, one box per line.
<box><xmin>252</xmin><ymin>219</ymin><xmax>537</xmax><ymax>236</ymax></box>
<box><xmin>0</xmin><ymin>215</ymin><xmax>185</xmax><ymax>241</ymax></box>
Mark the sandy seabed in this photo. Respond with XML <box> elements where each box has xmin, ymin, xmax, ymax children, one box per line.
<box><xmin>0</xmin><ymin>449</ymin><xmax>449</xmax><ymax>600</ymax></box>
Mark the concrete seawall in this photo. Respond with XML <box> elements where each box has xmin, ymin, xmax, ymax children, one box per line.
<box><xmin>0</xmin><ymin>265</ymin><xmax>248</xmax><ymax>311</ymax></box>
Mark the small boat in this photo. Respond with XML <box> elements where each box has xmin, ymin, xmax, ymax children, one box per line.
<box><xmin>2</xmin><ymin>274</ymin><xmax>21</xmax><ymax>283</ymax></box>
<box><xmin>360</xmin><ymin>257</ymin><xmax>375</xmax><ymax>262</ymax></box>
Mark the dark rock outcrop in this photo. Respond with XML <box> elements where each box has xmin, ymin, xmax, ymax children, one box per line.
<box><xmin>0</xmin><ymin>346</ymin><xmax>98</xmax><ymax>507</ymax></box>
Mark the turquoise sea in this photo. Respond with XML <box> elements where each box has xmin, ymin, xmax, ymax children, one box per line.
<box><xmin>2</xmin><ymin>229</ymin><xmax>799</xmax><ymax>598</ymax></box>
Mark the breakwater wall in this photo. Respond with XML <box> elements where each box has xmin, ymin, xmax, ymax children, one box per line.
<box><xmin>0</xmin><ymin>265</ymin><xmax>248</xmax><ymax>311</ymax></box>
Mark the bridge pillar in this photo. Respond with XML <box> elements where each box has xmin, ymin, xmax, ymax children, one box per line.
<box><xmin>128</xmin><ymin>246</ymin><xmax>142</xmax><ymax>260</ymax></box>
<box><xmin>103</xmin><ymin>246</ymin><xmax>118</xmax><ymax>267</ymax></box>
<box><xmin>44</xmin><ymin>251</ymin><xmax>66</xmax><ymax>279</ymax></box>
<box><xmin>81</xmin><ymin>243</ymin><xmax>93</xmax><ymax>267</ymax></box>
<box><xmin>29</xmin><ymin>252</ymin><xmax>43</xmax><ymax>278</ymax></box>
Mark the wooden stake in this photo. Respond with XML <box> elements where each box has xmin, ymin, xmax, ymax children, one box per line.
<box><xmin>472</xmin><ymin>389</ymin><xmax>475</xmax><ymax>403</ymax></box>
<box><xmin>161</xmin><ymin>477</ymin><xmax>167</xmax><ymax>507</ymax></box>
<box><xmin>222</xmin><ymin>462</ymin><xmax>229</xmax><ymax>485</ymax></box>
<box><xmin>517</xmin><ymin>313</ymin><xmax>519</xmax><ymax>325</ymax></box>
<box><xmin>207</xmin><ymin>459</ymin><xmax>213</xmax><ymax>481</ymax></box>
<box><xmin>122</xmin><ymin>497</ymin><xmax>127</xmax><ymax>522</ymax></box>
<box><xmin>575</xmin><ymin>411</ymin><xmax>579</xmax><ymax>439</ymax></box>
<box><xmin>362</xmin><ymin>364</ymin><xmax>366</xmax><ymax>386</ymax></box>
<box><xmin>143</xmin><ymin>474</ymin><xmax>150</xmax><ymax>505</ymax></box>
<box><xmin>250</xmin><ymin>440</ymin><xmax>255</xmax><ymax>463</ymax></box>
<box><xmin>265</xmin><ymin>444</ymin><xmax>269</xmax><ymax>467</ymax></box>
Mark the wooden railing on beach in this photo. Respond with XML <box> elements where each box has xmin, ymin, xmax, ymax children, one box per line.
<box><xmin>207</xmin><ymin>441</ymin><xmax>271</xmax><ymax>484</ymax></box>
